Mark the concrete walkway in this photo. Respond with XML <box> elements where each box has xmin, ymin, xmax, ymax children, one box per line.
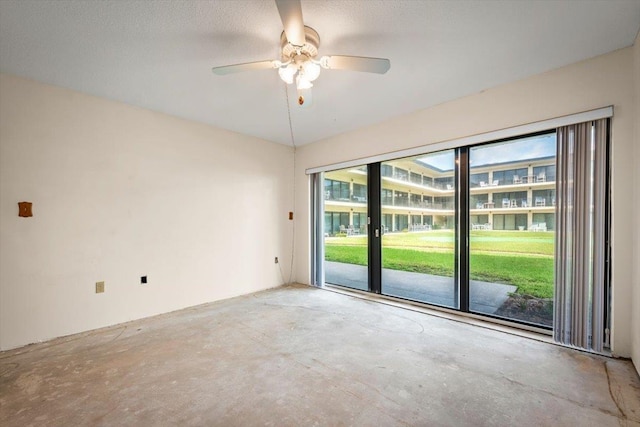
<box><xmin>325</xmin><ymin>261</ymin><xmax>516</xmax><ymax>315</ymax></box>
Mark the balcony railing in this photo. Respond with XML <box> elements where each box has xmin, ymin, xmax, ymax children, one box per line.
<box><xmin>408</xmin><ymin>224</ymin><xmax>432</xmax><ymax>231</ymax></box>
<box><xmin>385</xmin><ymin>174</ymin><xmax>554</xmax><ymax>190</ymax></box>
<box><xmin>409</xmin><ymin>201</ymin><xmax>428</xmax><ymax>209</ymax></box>
<box><xmin>325</xmin><ymin>193</ymin><xmax>367</xmax><ymax>203</ymax></box>
<box><xmin>383</xmin><ymin>173</ymin><xmax>453</xmax><ymax>190</ymax></box>
<box><xmin>378</xmin><ymin>172</ymin><xmax>555</xmax><ymax>193</ymax></box>
<box><xmin>471</xmin><ymin>176</ymin><xmax>555</xmax><ymax>188</ymax></box>
<box><xmin>376</xmin><ymin>200</ymin><xmax>454</xmax><ymax>210</ymax></box>
<box><xmin>326</xmin><ymin>193</ymin><xmax>554</xmax><ymax>210</ymax></box>
<box><xmin>472</xmin><ymin>197</ymin><xmax>555</xmax><ymax>209</ymax></box>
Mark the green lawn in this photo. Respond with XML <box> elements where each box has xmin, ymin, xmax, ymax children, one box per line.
<box><xmin>325</xmin><ymin>230</ymin><xmax>555</xmax><ymax>298</ymax></box>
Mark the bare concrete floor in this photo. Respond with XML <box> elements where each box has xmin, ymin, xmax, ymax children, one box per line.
<box><xmin>1</xmin><ymin>284</ymin><xmax>639</xmax><ymax>426</ymax></box>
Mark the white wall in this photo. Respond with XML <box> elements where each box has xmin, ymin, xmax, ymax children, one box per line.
<box><xmin>294</xmin><ymin>46</ymin><xmax>637</xmax><ymax>359</ymax></box>
<box><xmin>632</xmin><ymin>31</ymin><xmax>640</xmax><ymax>375</ymax></box>
<box><xmin>0</xmin><ymin>74</ymin><xmax>294</xmax><ymax>350</ymax></box>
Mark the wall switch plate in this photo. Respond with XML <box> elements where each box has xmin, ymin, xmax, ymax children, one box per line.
<box><xmin>95</xmin><ymin>281</ymin><xmax>105</xmax><ymax>293</ymax></box>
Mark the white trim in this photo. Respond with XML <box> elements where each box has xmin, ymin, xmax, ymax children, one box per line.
<box><xmin>305</xmin><ymin>106</ymin><xmax>613</xmax><ymax>175</ymax></box>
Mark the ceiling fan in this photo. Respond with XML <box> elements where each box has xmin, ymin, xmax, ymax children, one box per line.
<box><xmin>211</xmin><ymin>0</ymin><xmax>390</xmax><ymax>107</ymax></box>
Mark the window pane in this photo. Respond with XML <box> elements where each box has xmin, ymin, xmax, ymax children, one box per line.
<box><xmin>323</xmin><ymin>167</ymin><xmax>368</xmax><ymax>291</ymax></box>
<box><xmin>469</xmin><ymin>133</ymin><xmax>556</xmax><ymax>327</ymax></box>
<box><xmin>471</xmin><ymin>172</ymin><xmax>489</xmax><ymax>188</ymax></box>
<box><xmin>381</xmin><ymin>151</ymin><xmax>457</xmax><ymax>308</ymax></box>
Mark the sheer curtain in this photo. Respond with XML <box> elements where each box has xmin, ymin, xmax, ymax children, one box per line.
<box><xmin>554</xmin><ymin>118</ymin><xmax>609</xmax><ymax>352</ymax></box>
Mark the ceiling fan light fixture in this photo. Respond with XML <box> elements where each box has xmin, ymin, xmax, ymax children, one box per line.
<box><xmin>278</xmin><ymin>63</ymin><xmax>297</xmax><ymax>84</ymax></box>
<box><xmin>319</xmin><ymin>56</ymin><xmax>331</xmax><ymax>69</ymax></box>
<box><xmin>302</xmin><ymin>60</ymin><xmax>321</xmax><ymax>82</ymax></box>
<box><xmin>296</xmin><ymin>74</ymin><xmax>313</xmax><ymax>90</ymax></box>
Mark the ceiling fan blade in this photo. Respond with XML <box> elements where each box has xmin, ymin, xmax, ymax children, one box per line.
<box><xmin>212</xmin><ymin>60</ymin><xmax>278</xmax><ymax>75</ymax></box>
<box><xmin>322</xmin><ymin>55</ymin><xmax>391</xmax><ymax>74</ymax></box>
<box><xmin>275</xmin><ymin>0</ymin><xmax>306</xmax><ymax>46</ymax></box>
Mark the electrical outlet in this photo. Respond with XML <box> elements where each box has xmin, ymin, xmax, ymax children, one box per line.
<box><xmin>95</xmin><ymin>281</ymin><xmax>105</xmax><ymax>293</ymax></box>
<box><xmin>274</xmin><ymin>257</ymin><xmax>279</xmax><ymax>264</ymax></box>
<box><xmin>141</xmin><ymin>276</ymin><xmax>147</xmax><ymax>284</ymax></box>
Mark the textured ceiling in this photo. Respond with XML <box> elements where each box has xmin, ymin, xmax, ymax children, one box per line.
<box><xmin>1</xmin><ymin>0</ymin><xmax>639</xmax><ymax>146</ymax></box>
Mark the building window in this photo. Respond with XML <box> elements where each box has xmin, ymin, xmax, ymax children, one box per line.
<box><xmin>324</xmin><ymin>211</ymin><xmax>349</xmax><ymax>235</ymax></box>
<box><xmin>494</xmin><ymin>191</ymin><xmax>528</xmax><ymax>208</ymax></box>
<box><xmin>395</xmin><ymin>214</ymin><xmax>408</xmax><ymax>231</ymax></box>
<box><xmin>394</xmin><ymin>191</ymin><xmax>409</xmax><ymax>207</ymax></box>
<box><xmin>470</xmin><ymin>172</ymin><xmax>489</xmax><ymax>188</ymax></box>
<box><xmin>532</xmin><ymin>189</ymin><xmax>556</xmax><ymax>207</ymax></box>
<box><xmin>470</xmin><ymin>193</ymin><xmax>489</xmax><ymax>209</ymax></box>
<box><xmin>435</xmin><ymin>177</ymin><xmax>453</xmax><ymax>190</ymax></box>
<box><xmin>352</xmin><ymin>212</ymin><xmax>367</xmax><ymax>232</ymax></box>
<box><xmin>434</xmin><ymin>196</ymin><xmax>453</xmax><ymax>210</ymax></box>
<box><xmin>352</xmin><ymin>183</ymin><xmax>367</xmax><ymax>202</ymax></box>
<box><xmin>319</xmin><ymin>131</ymin><xmax>561</xmax><ymax>329</ymax></box>
<box><xmin>381</xmin><ymin>188</ymin><xmax>393</xmax><ymax>206</ymax></box>
<box><xmin>532</xmin><ymin>213</ymin><xmax>555</xmax><ymax>231</ymax></box>
<box><xmin>394</xmin><ymin>167</ymin><xmax>409</xmax><ymax>181</ymax></box>
<box><xmin>492</xmin><ymin>168</ymin><xmax>528</xmax><ymax>185</ymax></box>
<box><xmin>382</xmin><ymin>214</ymin><xmax>393</xmax><ymax>233</ymax></box>
<box><xmin>410</xmin><ymin>193</ymin><xmax>422</xmax><ymax>207</ymax></box>
<box><xmin>470</xmin><ymin>214</ymin><xmax>489</xmax><ymax>225</ymax></box>
<box><xmin>325</xmin><ymin>179</ymin><xmax>350</xmax><ymax>201</ymax></box>
<box><xmin>493</xmin><ymin>213</ymin><xmax>528</xmax><ymax>230</ymax></box>
<box><xmin>533</xmin><ymin>165</ymin><xmax>556</xmax><ymax>182</ymax></box>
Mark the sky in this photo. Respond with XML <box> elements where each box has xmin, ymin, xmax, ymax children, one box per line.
<box><xmin>417</xmin><ymin>133</ymin><xmax>557</xmax><ymax>171</ymax></box>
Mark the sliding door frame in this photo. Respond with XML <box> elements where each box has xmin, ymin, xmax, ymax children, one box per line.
<box><xmin>456</xmin><ymin>147</ymin><xmax>469</xmax><ymax>312</ymax></box>
<box><xmin>367</xmin><ymin>163</ymin><xmax>382</xmax><ymax>294</ymax></box>
<box><xmin>311</xmin><ymin>106</ymin><xmax>613</xmax><ymax>339</ymax></box>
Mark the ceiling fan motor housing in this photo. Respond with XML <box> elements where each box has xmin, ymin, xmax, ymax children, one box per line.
<box><xmin>280</xmin><ymin>26</ymin><xmax>320</xmax><ymax>61</ymax></box>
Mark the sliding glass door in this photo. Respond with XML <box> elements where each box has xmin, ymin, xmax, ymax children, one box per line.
<box><xmin>318</xmin><ymin>132</ymin><xmax>563</xmax><ymax>330</ymax></box>
<box><xmin>380</xmin><ymin>152</ymin><xmax>457</xmax><ymax>308</ymax></box>
<box><xmin>468</xmin><ymin>134</ymin><xmax>556</xmax><ymax>327</ymax></box>
<box><xmin>323</xmin><ymin>166</ymin><xmax>369</xmax><ymax>290</ymax></box>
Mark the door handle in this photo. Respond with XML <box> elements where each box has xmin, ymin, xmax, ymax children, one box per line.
<box><xmin>375</xmin><ymin>228</ymin><xmax>379</xmax><ymax>238</ymax></box>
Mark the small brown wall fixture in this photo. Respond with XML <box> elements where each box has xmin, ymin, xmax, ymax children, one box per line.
<box><xmin>18</xmin><ymin>202</ymin><xmax>33</xmax><ymax>217</ymax></box>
